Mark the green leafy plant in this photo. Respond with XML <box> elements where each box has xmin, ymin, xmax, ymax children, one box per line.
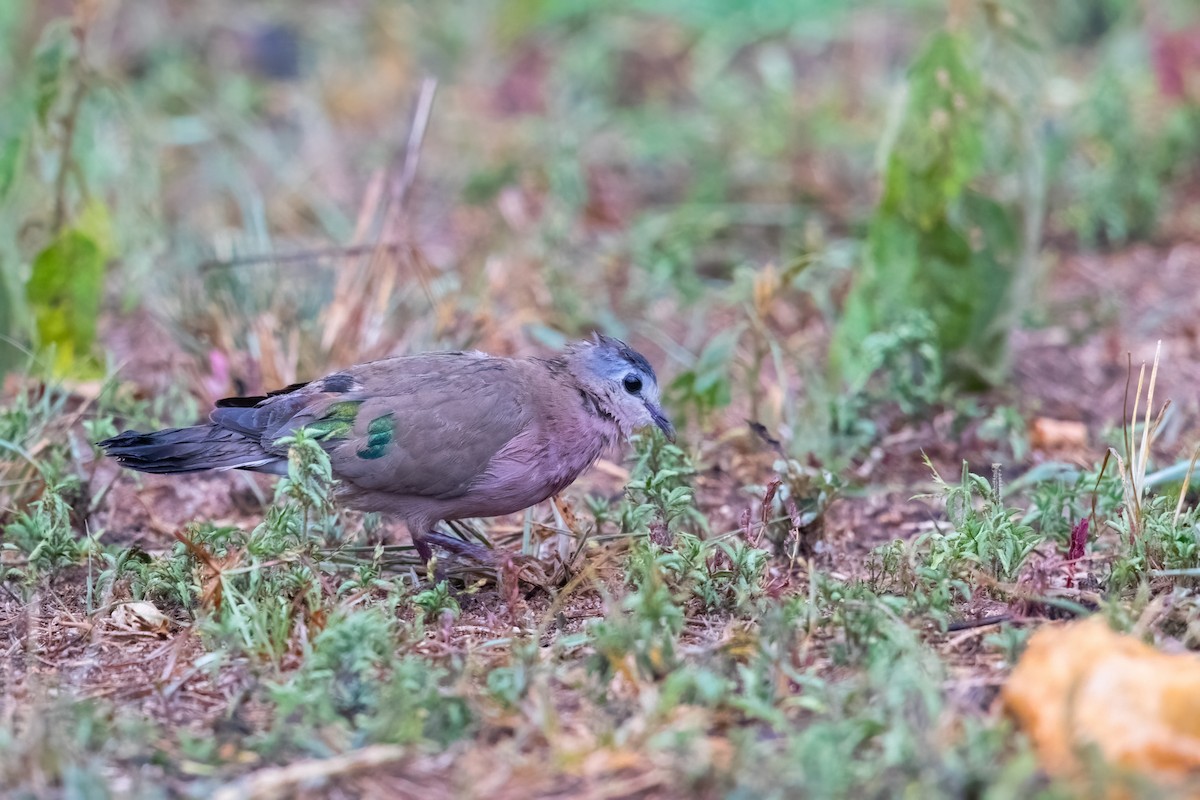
<box><xmin>1060</xmin><ymin>62</ymin><xmax>1200</xmax><ymax>247</ymax></box>
<box><xmin>485</xmin><ymin>641</ymin><xmax>539</xmax><ymax>709</ymax></box>
<box><xmin>98</xmin><ymin>544</ymin><xmax>192</xmax><ymax>609</ymax></box>
<box><xmin>1108</xmin><ymin>495</ymin><xmax>1200</xmax><ymax>590</ymax></box>
<box><xmin>2</xmin><ymin>479</ymin><xmax>91</xmax><ymax>579</ymax></box>
<box><xmin>268</xmin><ymin>607</ymin><xmax>397</xmax><ymax>735</ymax></box>
<box><xmin>184</xmin><ymin>435</ymin><xmax>341</xmax><ymax>662</ymax></box>
<box><xmin>1</xmin><ymin>16</ymin><xmax>130</xmax><ymax>378</ymax></box>
<box><xmin>275</xmin><ymin>428</ymin><xmax>342</xmax><ymax>544</ymax></box>
<box><xmin>622</xmin><ymin>432</ymin><xmax>707</xmax><ymax>539</ymax></box>
<box><xmin>865</xmin><ymin>537</ymin><xmax>970</xmax><ymax>624</ymax></box>
<box><xmin>589</xmin><ymin>542</ymin><xmax>685</xmax><ymax>682</ymax></box>
<box><xmin>367</xmin><ymin>657</ymin><xmax>474</xmax><ymax>747</ymax></box>
<box><xmin>818</xmin><ymin>577</ymin><xmax>913</xmax><ymax>665</ymax></box>
<box><xmin>1022</xmin><ymin>464</ymin><xmax>1121</xmax><ymax>547</ymax></box>
<box><xmin>918</xmin><ymin>459</ymin><xmax>1044</xmax><ymax>584</ymax></box>
<box><xmin>833</xmin><ymin>8</ymin><xmax>1042</xmax><ymax>390</ymax></box>
<box><xmin>667</xmin><ymin>327</ymin><xmax>739</xmax><ymax>429</ymax></box>
<box><xmin>655</xmin><ymin>531</ymin><xmax>769</xmax><ymax>612</ymax></box>
<box><xmin>412</xmin><ymin>579</ymin><xmax>462</xmax><ymax>622</ymax></box>
<box><xmin>26</xmin><ymin>201</ymin><xmax>112</xmax><ymax>375</ymax></box>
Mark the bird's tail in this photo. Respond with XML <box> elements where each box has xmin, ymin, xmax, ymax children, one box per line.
<box><xmin>99</xmin><ymin>425</ymin><xmax>285</xmax><ymax>475</ymax></box>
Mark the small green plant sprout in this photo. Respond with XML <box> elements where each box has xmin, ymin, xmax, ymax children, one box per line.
<box><xmin>412</xmin><ymin>578</ymin><xmax>461</xmax><ymax>622</ymax></box>
<box><xmin>623</xmin><ymin>432</ymin><xmax>707</xmax><ymax>541</ymax></box>
<box><xmin>3</xmin><ymin>479</ymin><xmax>93</xmax><ymax>578</ymax></box>
<box><xmin>267</xmin><ymin>606</ymin><xmax>396</xmax><ymax>732</ymax></box>
<box><xmin>667</xmin><ymin>327</ymin><xmax>739</xmax><ymax>431</ymax></box>
<box><xmin>276</xmin><ymin>428</ymin><xmax>336</xmax><ymax>512</ymax></box>
<box><xmin>857</xmin><ymin>311</ymin><xmax>945</xmax><ymax>415</ymax></box>
<box><xmin>653</xmin><ymin>531</ymin><xmax>769</xmax><ymax>612</ymax></box>
<box><xmin>918</xmin><ymin>457</ymin><xmax>1042</xmax><ymax>584</ymax></box>
<box><xmin>751</xmin><ymin>459</ymin><xmax>842</xmax><ymax>559</ymax></box>
<box><xmin>589</xmin><ymin>543</ymin><xmax>685</xmax><ymax>682</ymax></box>
<box><xmin>274</xmin><ymin>427</ymin><xmax>341</xmax><ymax>543</ymax></box>
<box><xmin>1061</xmin><ymin>56</ymin><xmax>1200</xmax><ymax>249</ymax></box>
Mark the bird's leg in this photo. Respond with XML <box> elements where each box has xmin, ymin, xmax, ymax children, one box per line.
<box><xmin>410</xmin><ymin>528</ymin><xmax>496</xmax><ymax>584</ymax></box>
<box><xmin>411</xmin><ymin>531</ymin><xmax>435</xmax><ymax>567</ymax></box>
<box><xmin>424</xmin><ymin>530</ymin><xmax>497</xmax><ymax>566</ymax></box>
<box><xmin>422</xmin><ymin>528</ymin><xmax>551</xmax><ymax>590</ymax></box>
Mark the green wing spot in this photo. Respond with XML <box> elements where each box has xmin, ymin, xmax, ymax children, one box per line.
<box><xmin>306</xmin><ymin>419</ymin><xmax>352</xmax><ymax>440</ymax></box>
<box><xmin>306</xmin><ymin>400</ymin><xmax>363</xmax><ymax>440</ymax></box>
<box><xmin>324</xmin><ymin>400</ymin><xmax>364</xmax><ymax>420</ymax></box>
<box><xmin>357</xmin><ymin>413</ymin><xmax>395</xmax><ymax>460</ymax></box>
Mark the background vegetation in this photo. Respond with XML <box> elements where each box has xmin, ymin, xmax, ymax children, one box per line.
<box><xmin>4</xmin><ymin>0</ymin><xmax>1200</xmax><ymax>796</ymax></box>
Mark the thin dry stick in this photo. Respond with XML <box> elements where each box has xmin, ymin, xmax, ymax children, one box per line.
<box><xmin>369</xmin><ymin>75</ymin><xmax>438</xmax><ymax>291</ymax></box>
<box><xmin>198</xmin><ymin>242</ymin><xmax>412</xmax><ymax>272</ymax></box>
<box><xmin>51</xmin><ymin>79</ymin><xmax>89</xmax><ymax>232</ymax></box>
<box><xmin>1122</xmin><ymin>352</ymin><xmax>1133</xmax><ymax>475</ymax></box>
<box><xmin>1174</xmin><ymin>443</ymin><xmax>1200</xmax><ymax>527</ymax></box>
<box><xmin>1135</xmin><ymin>340</ymin><xmax>1163</xmax><ymax>500</ymax></box>
<box><xmin>211</xmin><ymin>744</ymin><xmax>410</xmax><ymax>800</ymax></box>
<box><xmin>381</xmin><ymin>75</ymin><xmax>438</xmax><ymax>231</ymax></box>
<box><xmin>1090</xmin><ymin>449</ymin><xmax>1112</xmax><ymax>534</ymax></box>
<box><xmin>324</xmin><ymin>77</ymin><xmax>439</xmax><ymax>361</ymax></box>
<box><xmin>1128</xmin><ymin>358</ymin><xmax>1147</xmax><ymax>521</ymax></box>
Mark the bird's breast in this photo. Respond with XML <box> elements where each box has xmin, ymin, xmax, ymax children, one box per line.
<box><xmin>463</xmin><ymin>422</ymin><xmax>613</xmax><ymax>513</ymax></box>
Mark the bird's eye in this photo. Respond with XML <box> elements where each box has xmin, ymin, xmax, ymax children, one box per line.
<box><xmin>623</xmin><ymin>374</ymin><xmax>643</xmax><ymax>394</ymax></box>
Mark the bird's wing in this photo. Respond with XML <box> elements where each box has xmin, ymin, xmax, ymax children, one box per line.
<box><xmin>212</xmin><ymin>352</ymin><xmax>534</xmax><ymax>499</ymax></box>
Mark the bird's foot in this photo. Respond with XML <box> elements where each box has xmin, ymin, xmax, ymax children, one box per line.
<box><xmin>422</xmin><ymin>531</ymin><xmax>553</xmax><ymax>589</ymax></box>
<box><xmin>424</xmin><ymin>531</ymin><xmax>495</xmax><ymax>564</ymax></box>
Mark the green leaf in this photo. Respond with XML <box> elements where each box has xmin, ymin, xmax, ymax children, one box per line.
<box><xmin>0</xmin><ymin>253</ymin><xmax>25</xmax><ymax>380</ymax></box>
<box><xmin>26</xmin><ymin>201</ymin><xmax>111</xmax><ymax>375</ymax></box>
<box><xmin>0</xmin><ymin>132</ymin><xmax>26</xmax><ymax>203</ymax></box>
<box><xmin>34</xmin><ymin>21</ymin><xmax>71</xmax><ymax>125</ymax></box>
<box><xmin>881</xmin><ymin>31</ymin><xmax>985</xmax><ymax>227</ymax></box>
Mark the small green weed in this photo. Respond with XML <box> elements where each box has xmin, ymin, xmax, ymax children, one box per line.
<box><xmin>589</xmin><ymin>542</ymin><xmax>685</xmax><ymax>682</ymax></box>
<box><xmin>655</xmin><ymin>531</ymin><xmax>769</xmax><ymax>613</ymax></box>
<box><xmin>622</xmin><ymin>432</ymin><xmax>707</xmax><ymax>539</ymax></box>
<box><xmin>1108</xmin><ymin>495</ymin><xmax>1200</xmax><ymax>590</ymax></box>
<box><xmin>267</xmin><ymin>606</ymin><xmax>397</xmax><ymax>741</ymax></box>
<box><xmin>412</xmin><ymin>579</ymin><xmax>461</xmax><ymax>622</ymax></box>
<box><xmin>918</xmin><ymin>459</ymin><xmax>1044</xmax><ymax>585</ymax></box>
<box><xmin>367</xmin><ymin>657</ymin><xmax>474</xmax><ymax>747</ymax></box>
<box><xmin>1060</xmin><ymin>63</ymin><xmax>1200</xmax><ymax>247</ymax></box>
<box><xmin>2</xmin><ymin>480</ymin><xmax>94</xmax><ymax>581</ymax></box>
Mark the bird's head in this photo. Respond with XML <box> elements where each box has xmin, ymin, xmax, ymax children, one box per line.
<box><xmin>566</xmin><ymin>333</ymin><xmax>675</xmax><ymax>442</ymax></box>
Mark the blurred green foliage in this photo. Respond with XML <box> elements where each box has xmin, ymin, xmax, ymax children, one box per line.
<box><xmin>26</xmin><ymin>201</ymin><xmax>111</xmax><ymax>374</ymax></box>
<box><xmin>0</xmin><ymin>11</ymin><xmax>157</xmax><ymax>379</ymax></box>
<box><xmin>834</xmin><ymin>10</ymin><xmax>1040</xmax><ymax>392</ymax></box>
<box><xmin>1059</xmin><ymin>64</ymin><xmax>1200</xmax><ymax>247</ymax></box>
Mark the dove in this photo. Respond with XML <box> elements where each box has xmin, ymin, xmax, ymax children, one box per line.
<box><xmin>100</xmin><ymin>334</ymin><xmax>674</xmax><ymax>564</ymax></box>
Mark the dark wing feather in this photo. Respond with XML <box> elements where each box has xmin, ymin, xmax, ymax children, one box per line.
<box><xmin>103</xmin><ymin>353</ymin><xmax>529</xmax><ymax>481</ymax></box>
<box><xmin>204</xmin><ymin>352</ymin><xmax>532</xmax><ymax>500</ymax></box>
<box><xmin>322</xmin><ymin>354</ymin><xmax>532</xmax><ymax>499</ymax></box>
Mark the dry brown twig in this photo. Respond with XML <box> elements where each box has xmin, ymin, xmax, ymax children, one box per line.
<box><xmin>1108</xmin><ymin>341</ymin><xmax>1170</xmax><ymax>540</ymax></box>
<box><xmin>210</xmin><ymin>744</ymin><xmax>412</xmax><ymax>800</ymax></box>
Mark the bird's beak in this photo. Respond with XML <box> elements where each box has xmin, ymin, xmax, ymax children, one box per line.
<box><xmin>647</xmin><ymin>403</ymin><xmax>676</xmax><ymax>443</ymax></box>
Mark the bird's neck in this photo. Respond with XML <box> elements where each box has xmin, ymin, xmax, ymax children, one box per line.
<box><xmin>531</xmin><ymin>355</ymin><xmax>627</xmax><ymax>446</ymax></box>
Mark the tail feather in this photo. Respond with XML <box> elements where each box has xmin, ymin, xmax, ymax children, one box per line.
<box><xmin>99</xmin><ymin>425</ymin><xmax>286</xmax><ymax>475</ymax></box>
